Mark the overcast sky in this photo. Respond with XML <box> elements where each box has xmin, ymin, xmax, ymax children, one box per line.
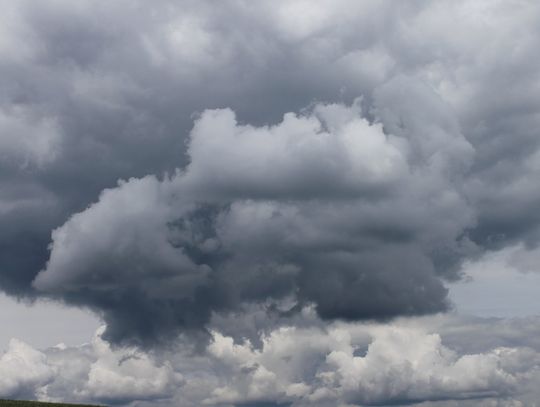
<box><xmin>2</xmin><ymin>1</ymin><xmax>540</xmax><ymax>406</ymax></box>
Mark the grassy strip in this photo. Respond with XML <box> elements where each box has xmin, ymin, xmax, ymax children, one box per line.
<box><xmin>0</xmin><ymin>401</ymin><xmax>103</xmax><ymax>407</ymax></box>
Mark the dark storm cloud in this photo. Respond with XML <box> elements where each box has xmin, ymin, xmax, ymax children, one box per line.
<box><xmin>1</xmin><ymin>0</ymin><xmax>540</xmax><ymax>348</ymax></box>
<box><xmin>0</xmin><ymin>0</ymin><xmax>402</xmax><ymax>296</ymax></box>
<box><xmin>32</xmin><ymin>90</ymin><xmax>474</xmax><ymax>346</ymax></box>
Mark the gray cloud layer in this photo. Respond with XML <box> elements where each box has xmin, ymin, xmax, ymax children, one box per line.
<box><xmin>1</xmin><ymin>0</ymin><xmax>540</xmax><ymax>353</ymax></box>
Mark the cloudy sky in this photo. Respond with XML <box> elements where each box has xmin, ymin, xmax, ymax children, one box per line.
<box><xmin>1</xmin><ymin>0</ymin><xmax>540</xmax><ymax>405</ymax></box>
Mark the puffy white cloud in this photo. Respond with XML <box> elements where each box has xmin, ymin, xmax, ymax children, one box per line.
<box><xmin>323</xmin><ymin>328</ymin><xmax>515</xmax><ymax>404</ymax></box>
<box><xmin>201</xmin><ymin>323</ymin><xmax>521</xmax><ymax>406</ymax></box>
<box><xmin>184</xmin><ymin>102</ymin><xmax>408</xmax><ymax>197</ymax></box>
<box><xmin>16</xmin><ymin>326</ymin><xmax>183</xmax><ymax>405</ymax></box>
<box><xmin>0</xmin><ymin>339</ymin><xmax>55</xmax><ymax>398</ymax></box>
<box><xmin>79</xmin><ymin>327</ymin><xmax>183</xmax><ymax>403</ymax></box>
<box><xmin>1</xmin><ymin>316</ymin><xmax>539</xmax><ymax>406</ymax></box>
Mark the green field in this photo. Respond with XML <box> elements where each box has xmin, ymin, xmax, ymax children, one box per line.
<box><xmin>0</xmin><ymin>401</ymin><xmax>103</xmax><ymax>407</ymax></box>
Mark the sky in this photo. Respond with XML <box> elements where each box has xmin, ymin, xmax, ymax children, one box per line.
<box><xmin>1</xmin><ymin>0</ymin><xmax>540</xmax><ymax>406</ymax></box>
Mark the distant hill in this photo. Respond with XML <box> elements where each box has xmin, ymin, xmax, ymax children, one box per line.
<box><xmin>0</xmin><ymin>401</ymin><xmax>103</xmax><ymax>407</ymax></box>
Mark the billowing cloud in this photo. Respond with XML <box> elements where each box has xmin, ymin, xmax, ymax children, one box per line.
<box><xmin>0</xmin><ymin>339</ymin><xmax>55</xmax><ymax>399</ymax></box>
<box><xmin>1</xmin><ymin>0</ymin><xmax>539</xmax><ymax>299</ymax></box>
<box><xmin>78</xmin><ymin>327</ymin><xmax>183</xmax><ymax>404</ymax></box>
<box><xmin>32</xmin><ymin>89</ymin><xmax>475</xmax><ymax>345</ymax></box>
<box><xmin>3</xmin><ymin>315</ymin><xmax>540</xmax><ymax>406</ymax></box>
<box><xmin>1</xmin><ymin>0</ymin><xmax>540</xmax><ymax>404</ymax></box>
<box><xmin>11</xmin><ymin>326</ymin><xmax>182</xmax><ymax>405</ymax></box>
<box><xmin>203</xmin><ymin>324</ymin><xmax>517</xmax><ymax>406</ymax></box>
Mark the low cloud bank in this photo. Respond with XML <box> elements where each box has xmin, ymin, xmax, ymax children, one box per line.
<box><xmin>3</xmin><ymin>314</ymin><xmax>540</xmax><ymax>406</ymax></box>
